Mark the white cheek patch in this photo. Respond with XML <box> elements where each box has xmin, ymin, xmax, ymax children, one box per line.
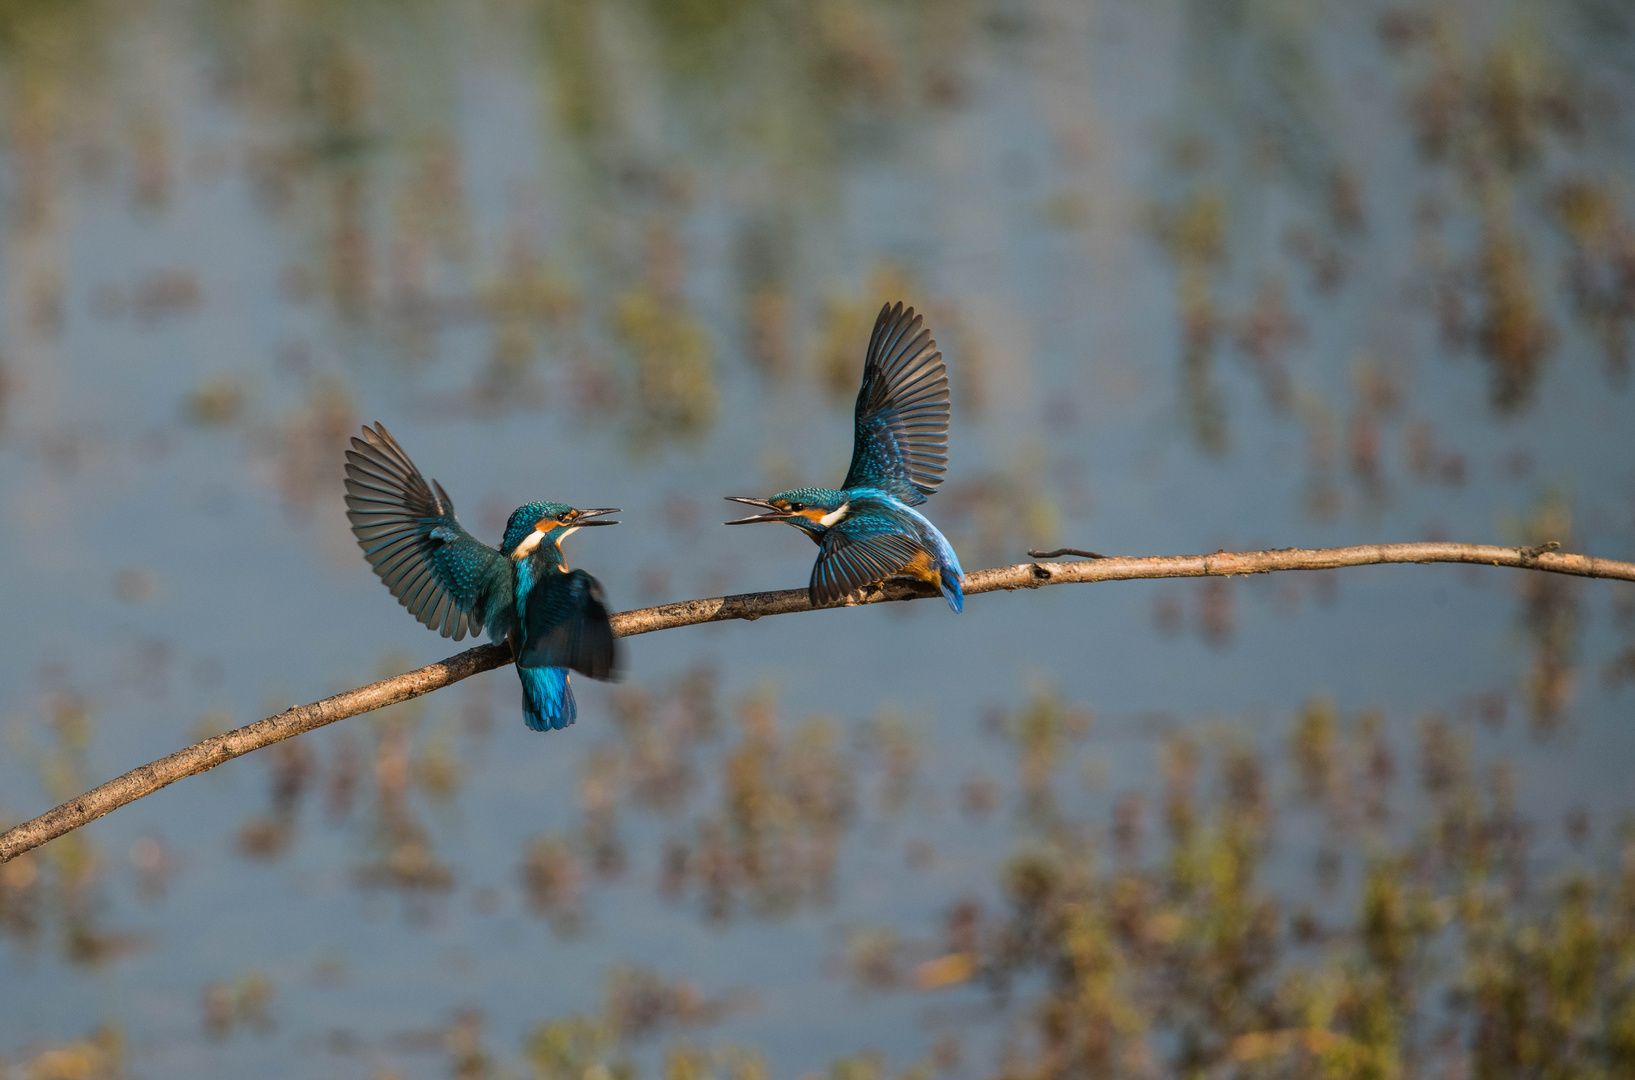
<box><xmin>818</xmin><ymin>502</ymin><xmax>850</xmax><ymax>528</ymax></box>
<box><xmin>512</xmin><ymin>529</ymin><xmax>545</xmax><ymax>559</ymax></box>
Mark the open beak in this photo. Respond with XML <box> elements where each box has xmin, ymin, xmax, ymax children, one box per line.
<box><xmin>573</xmin><ymin>507</ymin><xmax>622</xmax><ymax>527</ymax></box>
<box><xmin>723</xmin><ymin>496</ymin><xmax>790</xmax><ymax>525</ymax></box>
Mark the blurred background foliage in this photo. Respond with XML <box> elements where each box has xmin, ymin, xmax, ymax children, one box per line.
<box><xmin>1</xmin><ymin>0</ymin><xmax>1635</xmax><ymax>1077</ymax></box>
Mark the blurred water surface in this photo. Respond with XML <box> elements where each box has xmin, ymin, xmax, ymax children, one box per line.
<box><xmin>2</xmin><ymin>1</ymin><xmax>1635</xmax><ymax>1076</ymax></box>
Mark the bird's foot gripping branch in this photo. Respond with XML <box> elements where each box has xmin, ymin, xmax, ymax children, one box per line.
<box><xmin>2</xmin><ymin>540</ymin><xmax>1632</xmax><ymax>864</ymax></box>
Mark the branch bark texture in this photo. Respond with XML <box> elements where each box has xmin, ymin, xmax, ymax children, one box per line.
<box><xmin>3</xmin><ymin>540</ymin><xmax>1630</xmax><ymax>863</ymax></box>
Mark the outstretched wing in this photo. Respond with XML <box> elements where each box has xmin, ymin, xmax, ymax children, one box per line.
<box><xmin>518</xmin><ymin>569</ymin><xmax>618</xmax><ymax>680</ymax></box>
<box><xmin>809</xmin><ymin>520</ymin><xmax>935</xmax><ymax>608</ymax></box>
<box><xmin>841</xmin><ymin>302</ymin><xmax>950</xmax><ymax>505</ymax></box>
<box><xmin>343</xmin><ymin>423</ymin><xmax>502</xmax><ymax>641</ymax></box>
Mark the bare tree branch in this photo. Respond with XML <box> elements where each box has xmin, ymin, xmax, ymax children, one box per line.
<box><xmin>3</xmin><ymin>540</ymin><xmax>1631</xmax><ymax>863</ymax></box>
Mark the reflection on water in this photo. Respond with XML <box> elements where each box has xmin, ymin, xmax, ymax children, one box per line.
<box><xmin>2</xmin><ymin>0</ymin><xmax>1635</xmax><ymax>1076</ymax></box>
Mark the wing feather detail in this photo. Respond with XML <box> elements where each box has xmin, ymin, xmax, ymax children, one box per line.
<box><xmin>343</xmin><ymin>422</ymin><xmax>504</xmax><ymax>641</ymax></box>
<box><xmin>517</xmin><ymin>569</ymin><xmax>619</xmax><ymax>680</ymax></box>
<box><xmin>809</xmin><ymin>527</ymin><xmax>933</xmax><ymax>608</ymax></box>
<box><xmin>841</xmin><ymin>302</ymin><xmax>950</xmax><ymax>505</ymax></box>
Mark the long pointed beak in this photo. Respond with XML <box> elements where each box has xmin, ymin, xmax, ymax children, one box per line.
<box><xmin>723</xmin><ymin>496</ymin><xmax>789</xmax><ymax>525</ymax></box>
<box><xmin>573</xmin><ymin>507</ymin><xmax>621</xmax><ymax>527</ymax></box>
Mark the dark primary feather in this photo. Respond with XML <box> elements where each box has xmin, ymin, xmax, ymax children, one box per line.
<box><xmin>517</xmin><ymin>569</ymin><xmax>617</xmax><ymax>679</ymax></box>
<box><xmin>810</xmin><ymin>523</ymin><xmax>934</xmax><ymax>608</ymax></box>
<box><xmin>343</xmin><ymin>423</ymin><xmax>503</xmax><ymax>641</ymax></box>
<box><xmin>841</xmin><ymin>302</ymin><xmax>950</xmax><ymax>506</ymax></box>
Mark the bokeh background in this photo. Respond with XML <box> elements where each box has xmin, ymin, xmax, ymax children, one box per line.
<box><xmin>2</xmin><ymin>1</ymin><xmax>1635</xmax><ymax>1077</ymax></box>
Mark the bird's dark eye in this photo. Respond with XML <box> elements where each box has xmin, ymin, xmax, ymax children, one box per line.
<box><xmin>788</xmin><ymin>502</ymin><xmax>804</xmax><ymax>512</ymax></box>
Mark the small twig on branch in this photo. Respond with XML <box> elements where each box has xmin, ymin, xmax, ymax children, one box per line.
<box><xmin>3</xmin><ymin>539</ymin><xmax>1632</xmax><ymax>863</ymax></box>
<box><xmin>1030</xmin><ymin>547</ymin><xmax>1109</xmax><ymax>559</ymax></box>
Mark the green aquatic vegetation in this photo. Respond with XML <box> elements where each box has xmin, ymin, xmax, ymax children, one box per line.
<box><xmin>487</xmin><ymin>680</ymin><xmax>1635</xmax><ymax>1075</ymax></box>
<box><xmin>816</xmin><ymin>268</ymin><xmax>918</xmax><ymax>401</ymax></box>
<box><xmin>517</xmin><ymin>968</ymin><xmax>752</xmax><ymax>1080</ymax></box>
<box><xmin>348</xmin><ymin>659</ymin><xmax>459</xmax><ymax>895</ymax></box>
<box><xmin>522</xmin><ymin>832</ymin><xmax>586</xmax><ymax>936</ymax></box>
<box><xmin>944</xmin><ymin>718</ymin><xmax>1635</xmax><ymax>1079</ymax></box>
<box><xmin>489</xmin><ymin>689</ymin><xmax>1618</xmax><ymax>1080</ymax></box>
<box><xmin>3</xmin><ymin>3</ymin><xmax>1635</xmax><ymax>1075</ymax></box>
<box><xmin>0</xmin><ymin>694</ymin><xmax>143</xmax><ymax>966</ymax></box>
<box><xmin>201</xmin><ymin>971</ymin><xmax>275</xmax><ymax>1040</ymax></box>
<box><xmin>526</xmin><ymin>1012</ymin><xmax>629</xmax><ymax>1080</ymax></box>
<box><xmin>535</xmin><ymin>0</ymin><xmax>611</xmax><ymax>141</ymax></box>
<box><xmin>1475</xmin><ymin>218</ymin><xmax>1555</xmax><ymax>415</ymax></box>
<box><xmin>615</xmin><ymin>283</ymin><xmax>718</xmax><ymax>446</ymax></box>
<box><xmin>1554</xmin><ymin>180</ymin><xmax>1635</xmax><ymax>383</ymax></box>
<box><xmin>1290</xmin><ymin>696</ymin><xmax>1338</xmax><ymax>805</ymax></box>
<box><xmin>1001</xmin><ymin>685</ymin><xmax>1092</xmax><ymax>829</ymax></box>
<box><xmin>0</xmin><ymin>1022</ymin><xmax>122</xmax><ymax>1079</ymax></box>
<box><xmin>938</xmin><ymin>450</ymin><xmax>1067</xmax><ymax>570</ymax></box>
<box><xmin>861</xmin><ymin>709</ymin><xmax>921</xmax><ymax>817</ymax></box>
<box><xmin>1510</xmin><ymin>491</ymin><xmax>1581</xmax><ymax>734</ymax></box>
<box><xmin>576</xmin><ymin>678</ymin><xmax>860</xmax><ymax>922</ymax></box>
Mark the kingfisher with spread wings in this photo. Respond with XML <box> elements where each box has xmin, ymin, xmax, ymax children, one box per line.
<box><xmin>343</xmin><ymin>423</ymin><xmax>620</xmax><ymax>732</ymax></box>
<box><xmin>725</xmin><ymin>301</ymin><xmax>965</xmax><ymax>612</ymax></box>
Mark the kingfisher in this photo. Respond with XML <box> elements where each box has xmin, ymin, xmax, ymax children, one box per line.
<box><xmin>343</xmin><ymin>423</ymin><xmax>620</xmax><ymax>732</ymax></box>
<box><xmin>725</xmin><ymin>301</ymin><xmax>965</xmax><ymax>612</ymax></box>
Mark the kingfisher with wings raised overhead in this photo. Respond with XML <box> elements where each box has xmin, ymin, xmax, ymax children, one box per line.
<box><xmin>343</xmin><ymin>423</ymin><xmax>620</xmax><ymax>732</ymax></box>
<box><xmin>725</xmin><ymin>301</ymin><xmax>965</xmax><ymax>612</ymax></box>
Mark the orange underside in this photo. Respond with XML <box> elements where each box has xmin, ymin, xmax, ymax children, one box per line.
<box><xmin>900</xmin><ymin>549</ymin><xmax>940</xmax><ymax>583</ymax></box>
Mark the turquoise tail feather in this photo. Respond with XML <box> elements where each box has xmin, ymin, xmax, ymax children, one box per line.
<box><xmin>519</xmin><ymin>665</ymin><xmax>577</xmax><ymax>732</ymax></box>
<box><xmin>940</xmin><ymin>567</ymin><xmax>964</xmax><ymax>613</ymax></box>
<box><xmin>931</xmin><ymin>525</ymin><xmax>965</xmax><ymax>614</ymax></box>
